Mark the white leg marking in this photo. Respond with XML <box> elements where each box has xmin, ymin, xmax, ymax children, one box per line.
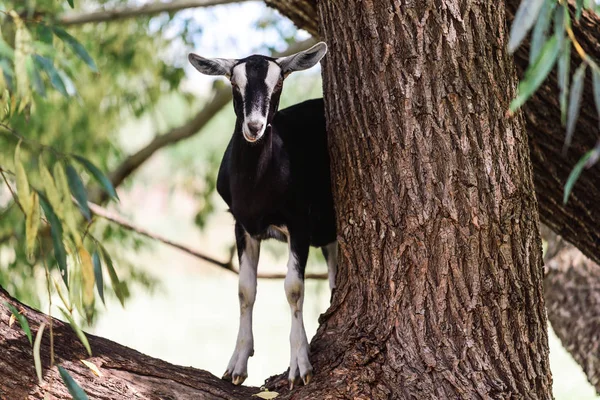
<box><xmin>224</xmin><ymin>232</ymin><xmax>259</xmax><ymax>385</ymax></box>
<box><xmin>323</xmin><ymin>241</ymin><xmax>338</xmax><ymax>291</ymax></box>
<box><xmin>285</xmin><ymin>247</ymin><xmax>312</xmax><ymax>388</ymax></box>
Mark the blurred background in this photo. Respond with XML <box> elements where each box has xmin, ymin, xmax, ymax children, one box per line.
<box><xmin>0</xmin><ymin>1</ymin><xmax>597</xmax><ymax>398</ymax></box>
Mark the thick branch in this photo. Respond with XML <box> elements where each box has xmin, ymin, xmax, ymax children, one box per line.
<box><xmin>0</xmin><ymin>287</ymin><xmax>261</xmax><ymax>399</ymax></box>
<box><xmin>59</xmin><ymin>0</ymin><xmax>253</xmax><ymax>26</ymax></box>
<box><xmin>265</xmin><ymin>0</ymin><xmax>600</xmax><ymax>266</ymax></box>
<box><xmin>542</xmin><ymin>226</ymin><xmax>600</xmax><ymax>394</ymax></box>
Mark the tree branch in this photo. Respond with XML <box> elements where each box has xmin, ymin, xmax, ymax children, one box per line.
<box><xmin>59</xmin><ymin>0</ymin><xmax>254</xmax><ymax>26</ymax></box>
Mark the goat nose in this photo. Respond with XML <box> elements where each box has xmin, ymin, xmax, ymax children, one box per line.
<box><xmin>247</xmin><ymin>121</ymin><xmax>264</xmax><ymax>136</ymax></box>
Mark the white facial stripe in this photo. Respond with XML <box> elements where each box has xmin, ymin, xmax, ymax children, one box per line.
<box><xmin>232</xmin><ymin>63</ymin><xmax>248</xmax><ymax>102</ymax></box>
<box><xmin>265</xmin><ymin>61</ymin><xmax>281</xmax><ymax>96</ymax></box>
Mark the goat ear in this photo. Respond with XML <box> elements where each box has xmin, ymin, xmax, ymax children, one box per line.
<box><xmin>277</xmin><ymin>42</ymin><xmax>327</xmax><ymax>75</ymax></box>
<box><xmin>188</xmin><ymin>53</ymin><xmax>236</xmax><ymax>77</ymax></box>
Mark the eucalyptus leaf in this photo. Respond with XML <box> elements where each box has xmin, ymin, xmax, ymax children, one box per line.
<box><xmin>558</xmin><ymin>41</ymin><xmax>571</xmax><ymax>125</ymax></box>
<box><xmin>510</xmin><ymin>35</ymin><xmax>560</xmax><ymax>112</ymax></box>
<box><xmin>52</xmin><ymin>27</ymin><xmax>98</xmax><ymax>73</ymax></box>
<box><xmin>99</xmin><ymin>245</ymin><xmax>126</xmax><ymax>307</ymax></box>
<box><xmin>74</xmin><ymin>156</ymin><xmax>119</xmax><ymax>200</ymax></box>
<box><xmin>508</xmin><ymin>0</ymin><xmax>545</xmax><ymax>53</ymax></box>
<box><xmin>66</xmin><ymin>164</ymin><xmax>91</xmax><ymax>221</ymax></box>
<box><xmin>34</xmin><ymin>323</ymin><xmax>46</xmax><ymax>384</ymax></box>
<box><xmin>58</xmin><ymin>307</ymin><xmax>92</xmax><ymax>356</ymax></box>
<box><xmin>5</xmin><ymin>302</ymin><xmax>32</xmax><ymax>345</ymax></box>
<box><xmin>25</xmin><ymin>56</ymin><xmax>45</xmax><ymax>97</ymax></box>
<box><xmin>530</xmin><ymin>0</ymin><xmax>554</xmax><ymax>63</ymax></box>
<box><xmin>39</xmin><ymin>194</ymin><xmax>68</xmax><ymax>286</ymax></box>
<box><xmin>564</xmin><ymin>150</ymin><xmax>594</xmax><ymax>204</ymax></box>
<box><xmin>58</xmin><ymin>366</ymin><xmax>89</xmax><ymax>400</ymax></box>
<box><xmin>34</xmin><ymin>55</ymin><xmax>68</xmax><ymax>97</ymax></box>
<box><xmin>564</xmin><ymin>63</ymin><xmax>587</xmax><ymax>154</ymax></box>
<box><xmin>92</xmin><ymin>252</ymin><xmax>105</xmax><ymax>304</ymax></box>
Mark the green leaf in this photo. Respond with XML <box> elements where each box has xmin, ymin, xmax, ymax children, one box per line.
<box><xmin>34</xmin><ymin>322</ymin><xmax>46</xmax><ymax>384</ymax></box>
<box><xmin>92</xmin><ymin>252</ymin><xmax>105</xmax><ymax>304</ymax></box>
<box><xmin>58</xmin><ymin>307</ymin><xmax>92</xmax><ymax>356</ymax></box>
<box><xmin>73</xmin><ymin>156</ymin><xmax>118</xmax><ymax>200</ymax></box>
<box><xmin>508</xmin><ymin>0</ymin><xmax>545</xmax><ymax>53</ymax></box>
<box><xmin>58</xmin><ymin>366</ymin><xmax>89</xmax><ymax>400</ymax></box>
<box><xmin>564</xmin><ymin>63</ymin><xmax>586</xmax><ymax>154</ymax></box>
<box><xmin>554</xmin><ymin>4</ymin><xmax>567</xmax><ymax>49</ymax></box>
<box><xmin>575</xmin><ymin>0</ymin><xmax>584</xmax><ymax>20</ymax></box>
<box><xmin>558</xmin><ymin>41</ymin><xmax>570</xmax><ymax>125</ymax></box>
<box><xmin>25</xmin><ymin>192</ymin><xmax>40</xmax><ymax>259</ymax></box>
<box><xmin>51</xmin><ymin>27</ymin><xmax>98</xmax><ymax>73</ymax></box>
<box><xmin>36</xmin><ymin>25</ymin><xmax>53</xmax><ymax>45</ymax></box>
<box><xmin>14</xmin><ymin>141</ymin><xmax>32</xmax><ymax>211</ymax></box>
<box><xmin>592</xmin><ymin>68</ymin><xmax>600</xmax><ymax>123</ymax></box>
<box><xmin>66</xmin><ymin>164</ymin><xmax>91</xmax><ymax>221</ymax></box>
<box><xmin>5</xmin><ymin>302</ymin><xmax>32</xmax><ymax>345</ymax></box>
<box><xmin>99</xmin><ymin>245</ymin><xmax>126</xmax><ymax>307</ymax></box>
<box><xmin>510</xmin><ymin>35</ymin><xmax>560</xmax><ymax>112</ymax></box>
<box><xmin>26</xmin><ymin>55</ymin><xmax>45</xmax><ymax>97</ymax></box>
<box><xmin>33</xmin><ymin>55</ymin><xmax>68</xmax><ymax>97</ymax></box>
<box><xmin>78</xmin><ymin>246</ymin><xmax>95</xmax><ymax>323</ymax></box>
<box><xmin>529</xmin><ymin>0</ymin><xmax>554</xmax><ymax>63</ymax></box>
<box><xmin>39</xmin><ymin>194</ymin><xmax>68</xmax><ymax>286</ymax></box>
<box><xmin>564</xmin><ymin>150</ymin><xmax>594</xmax><ymax>204</ymax></box>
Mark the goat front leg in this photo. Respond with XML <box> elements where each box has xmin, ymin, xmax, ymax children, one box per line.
<box><xmin>285</xmin><ymin>232</ymin><xmax>312</xmax><ymax>389</ymax></box>
<box><xmin>223</xmin><ymin>222</ymin><xmax>260</xmax><ymax>385</ymax></box>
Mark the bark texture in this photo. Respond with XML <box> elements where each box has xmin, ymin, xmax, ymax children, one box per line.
<box><xmin>543</xmin><ymin>227</ymin><xmax>600</xmax><ymax>394</ymax></box>
<box><xmin>265</xmin><ymin>0</ymin><xmax>600</xmax><ymax>268</ymax></box>
<box><xmin>0</xmin><ymin>288</ymin><xmax>260</xmax><ymax>400</ymax></box>
<box><xmin>269</xmin><ymin>1</ymin><xmax>552</xmax><ymax>398</ymax></box>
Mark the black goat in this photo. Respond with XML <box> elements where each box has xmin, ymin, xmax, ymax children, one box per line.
<box><xmin>188</xmin><ymin>42</ymin><xmax>337</xmax><ymax>388</ymax></box>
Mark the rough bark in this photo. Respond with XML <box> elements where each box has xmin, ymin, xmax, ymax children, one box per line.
<box><xmin>270</xmin><ymin>1</ymin><xmax>552</xmax><ymax>398</ymax></box>
<box><xmin>265</xmin><ymin>0</ymin><xmax>600</xmax><ymax>268</ymax></box>
<box><xmin>0</xmin><ymin>287</ymin><xmax>261</xmax><ymax>400</ymax></box>
<box><xmin>543</xmin><ymin>226</ymin><xmax>600</xmax><ymax>394</ymax></box>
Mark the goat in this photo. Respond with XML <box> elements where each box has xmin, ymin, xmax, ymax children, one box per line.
<box><xmin>188</xmin><ymin>42</ymin><xmax>337</xmax><ymax>389</ymax></box>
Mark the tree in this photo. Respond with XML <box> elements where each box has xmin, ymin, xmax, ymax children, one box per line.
<box><xmin>1</xmin><ymin>0</ymin><xmax>600</xmax><ymax>399</ymax></box>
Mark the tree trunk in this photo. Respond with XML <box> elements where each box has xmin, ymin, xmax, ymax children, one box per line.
<box><xmin>264</xmin><ymin>0</ymin><xmax>600</xmax><ymax>267</ymax></box>
<box><xmin>542</xmin><ymin>227</ymin><xmax>600</xmax><ymax>394</ymax></box>
<box><xmin>268</xmin><ymin>1</ymin><xmax>551</xmax><ymax>398</ymax></box>
<box><xmin>0</xmin><ymin>288</ymin><xmax>259</xmax><ymax>400</ymax></box>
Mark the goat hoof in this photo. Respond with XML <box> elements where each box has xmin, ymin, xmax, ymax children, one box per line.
<box><xmin>222</xmin><ymin>371</ymin><xmax>232</xmax><ymax>381</ymax></box>
<box><xmin>302</xmin><ymin>370</ymin><xmax>313</xmax><ymax>385</ymax></box>
<box><xmin>232</xmin><ymin>374</ymin><xmax>247</xmax><ymax>386</ymax></box>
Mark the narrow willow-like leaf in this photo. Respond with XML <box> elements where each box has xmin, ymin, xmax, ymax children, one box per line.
<box><xmin>58</xmin><ymin>307</ymin><xmax>92</xmax><ymax>356</ymax></box>
<box><xmin>51</xmin><ymin>27</ymin><xmax>98</xmax><ymax>73</ymax></box>
<box><xmin>34</xmin><ymin>322</ymin><xmax>46</xmax><ymax>384</ymax></box>
<box><xmin>66</xmin><ymin>164</ymin><xmax>91</xmax><ymax>220</ymax></box>
<box><xmin>508</xmin><ymin>0</ymin><xmax>545</xmax><ymax>53</ymax></box>
<box><xmin>25</xmin><ymin>192</ymin><xmax>40</xmax><ymax>258</ymax></box>
<box><xmin>585</xmin><ymin>142</ymin><xmax>600</xmax><ymax>169</ymax></box>
<box><xmin>78</xmin><ymin>246</ymin><xmax>95</xmax><ymax>322</ymax></box>
<box><xmin>25</xmin><ymin>55</ymin><xmax>45</xmax><ymax>97</ymax></box>
<box><xmin>53</xmin><ymin>277</ymin><xmax>71</xmax><ymax>312</ymax></box>
<box><xmin>58</xmin><ymin>366</ymin><xmax>89</xmax><ymax>400</ymax></box>
<box><xmin>5</xmin><ymin>302</ymin><xmax>32</xmax><ymax>345</ymax></box>
<box><xmin>81</xmin><ymin>360</ymin><xmax>102</xmax><ymax>377</ymax></box>
<box><xmin>558</xmin><ymin>41</ymin><xmax>571</xmax><ymax>125</ymax></box>
<box><xmin>564</xmin><ymin>63</ymin><xmax>587</xmax><ymax>154</ymax></box>
<box><xmin>14</xmin><ymin>18</ymin><xmax>31</xmax><ymax>100</ymax></box>
<box><xmin>575</xmin><ymin>0</ymin><xmax>584</xmax><ymax>20</ymax></box>
<box><xmin>55</xmin><ymin>163</ymin><xmax>82</xmax><ymax>247</ymax></box>
<box><xmin>529</xmin><ymin>0</ymin><xmax>554</xmax><ymax>63</ymax></box>
<box><xmin>36</xmin><ymin>25</ymin><xmax>53</xmax><ymax>45</ymax></box>
<box><xmin>510</xmin><ymin>35</ymin><xmax>560</xmax><ymax>112</ymax></box>
<box><xmin>92</xmin><ymin>252</ymin><xmax>105</xmax><ymax>304</ymax></box>
<box><xmin>593</xmin><ymin>68</ymin><xmax>600</xmax><ymax>122</ymax></box>
<box><xmin>14</xmin><ymin>142</ymin><xmax>32</xmax><ymax>211</ymax></box>
<box><xmin>33</xmin><ymin>55</ymin><xmax>68</xmax><ymax>97</ymax></box>
<box><xmin>39</xmin><ymin>194</ymin><xmax>68</xmax><ymax>286</ymax></box>
<box><xmin>564</xmin><ymin>150</ymin><xmax>594</xmax><ymax>203</ymax></box>
<box><xmin>66</xmin><ymin>0</ymin><xmax>75</xmax><ymax>8</ymax></box>
<box><xmin>554</xmin><ymin>4</ymin><xmax>566</xmax><ymax>49</ymax></box>
<box><xmin>39</xmin><ymin>159</ymin><xmax>63</xmax><ymax>218</ymax></box>
<box><xmin>99</xmin><ymin>245</ymin><xmax>126</xmax><ymax>306</ymax></box>
<box><xmin>73</xmin><ymin>156</ymin><xmax>118</xmax><ymax>200</ymax></box>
